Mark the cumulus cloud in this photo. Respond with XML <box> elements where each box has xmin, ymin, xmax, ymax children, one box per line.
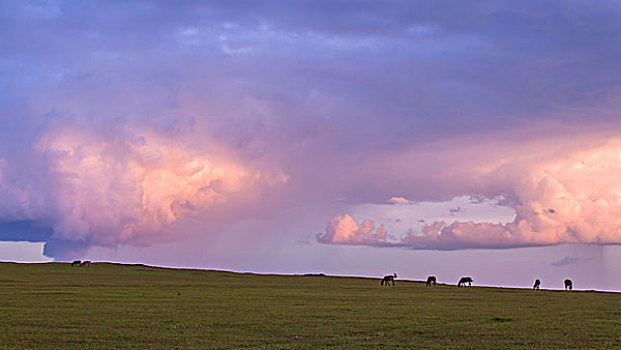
<box><xmin>318</xmin><ymin>137</ymin><xmax>621</xmax><ymax>249</ymax></box>
<box><xmin>0</xmin><ymin>119</ymin><xmax>287</xmax><ymax>258</ymax></box>
<box><xmin>389</xmin><ymin>196</ymin><xmax>410</xmax><ymax>205</ymax></box>
<box><xmin>316</xmin><ymin>214</ymin><xmax>389</xmax><ymax>246</ymax></box>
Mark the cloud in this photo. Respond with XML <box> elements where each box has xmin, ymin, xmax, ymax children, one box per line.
<box><xmin>449</xmin><ymin>206</ymin><xmax>463</xmax><ymax>216</ymax></box>
<box><xmin>0</xmin><ymin>118</ymin><xmax>287</xmax><ymax>258</ymax></box>
<box><xmin>5</xmin><ymin>0</ymin><xmax>621</xmax><ymax>261</ymax></box>
<box><xmin>389</xmin><ymin>196</ymin><xmax>410</xmax><ymax>205</ymax></box>
<box><xmin>316</xmin><ymin>214</ymin><xmax>389</xmax><ymax>246</ymax></box>
<box><xmin>318</xmin><ymin>137</ymin><xmax>621</xmax><ymax>249</ymax></box>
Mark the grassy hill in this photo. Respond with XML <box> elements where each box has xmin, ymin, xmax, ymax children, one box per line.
<box><xmin>0</xmin><ymin>262</ymin><xmax>619</xmax><ymax>349</ymax></box>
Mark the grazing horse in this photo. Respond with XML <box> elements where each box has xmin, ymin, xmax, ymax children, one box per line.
<box><xmin>457</xmin><ymin>277</ymin><xmax>473</xmax><ymax>287</ymax></box>
<box><xmin>71</xmin><ymin>260</ymin><xmax>81</xmax><ymax>267</ymax></box>
<box><xmin>381</xmin><ymin>273</ymin><xmax>397</xmax><ymax>286</ymax></box>
<box><xmin>81</xmin><ymin>261</ymin><xmax>91</xmax><ymax>267</ymax></box>
<box><xmin>564</xmin><ymin>279</ymin><xmax>572</xmax><ymax>290</ymax></box>
<box><xmin>426</xmin><ymin>276</ymin><xmax>437</xmax><ymax>286</ymax></box>
<box><xmin>533</xmin><ymin>279</ymin><xmax>540</xmax><ymax>290</ymax></box>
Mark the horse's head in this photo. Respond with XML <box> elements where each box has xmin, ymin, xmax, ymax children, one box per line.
<box><xmin>393</xmin><ymin>273</ymin><xmax>397</xmax><ymax>278</ymax></box>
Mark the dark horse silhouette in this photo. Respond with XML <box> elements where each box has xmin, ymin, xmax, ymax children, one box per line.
<box><xmin>381</xmin><ymin>273</ymin><xmax>397</xmax><ymax>286</ymax></box>
<box><xmin>457</xmin><ymin>277</ymin><xmax>473</xmax><ymax>287</ymax></box>
<box><xmin>426</xmin><ymin>276</ymin><xmax>437</xmax><ymax>286</ymax></box>
<box><xmin>71</xmin><ymin>260</ymin><xmax>81</xmax><ymax>267</ymax></box>
<box><xmin>533</xmin><ymin>279</ymin><xmax>541</xmax><ymax>290</ymax></box>
<box><xmin>564</xmin><ymin>279</ymin><xmax>572</xmax><ymax>290</ymax></box>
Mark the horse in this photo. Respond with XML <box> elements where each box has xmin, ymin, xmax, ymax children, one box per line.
<box><xmin>71</xmin><ymin>260</ymin><xmax>81</xmax><ymax>267</ymax></box>
<box><xmin>81</xmin><ymin>261</ymin><xmax>91</xmax><ymax>267</ymax></box>
<box><xmin>564</xmin><ymin>279</ymin><xmax>572</xmax><ymax>290</ymax></box>
<box><xmin>457</xmin><ymin>277</ymin><xmax>473</xmax><ymax>287</ymax></box>
<box><xmin>381</xmin><ymin>273</ymin><xmax>397</xmax><ymax>286</ymax></box>
<box><xmin>533</xmin><ymin>279</ymin><xmax>540</xmax><ymax>290</ymax></box>
<box><xmin>426</xmin><ymin>276</ymin><xmax>437</xmax><ymax>286</ymax></box>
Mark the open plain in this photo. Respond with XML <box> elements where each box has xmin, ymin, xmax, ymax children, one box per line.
<box><xmin>0</xmin><ymin>262</ymin><xmax>619</xmax><ymax>349</ymax></box>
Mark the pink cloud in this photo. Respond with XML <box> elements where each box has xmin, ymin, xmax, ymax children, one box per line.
<box><xmin>316</xmin><ymin>214</ymin><xmax>389</xmax><ymax>246</ymax></box>
<box><xmin>389</xmin><ymin>196</ymin><xmax>410</xmax><ymax>205</ymax></box>
<box><xmin>0</xmin><ymin>122</ymin><xmax>288</xmax><ymax>255</ymax></box>
<box><xmin>318</xmin><ymin>136</ymin><xmax>621</xmax><ymax>249</ymax></box>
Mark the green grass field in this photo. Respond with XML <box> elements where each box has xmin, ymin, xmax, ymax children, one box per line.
<box><xmin>0</xmin><ymin>262</ymin><xmax>619</xmax><ymax>349</ymax></box>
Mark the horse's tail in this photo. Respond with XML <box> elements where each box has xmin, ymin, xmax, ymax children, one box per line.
<box><xmin>381</xmin><ymin>279</ymin><xmax>384</xmax><ymax>286</ymax></box>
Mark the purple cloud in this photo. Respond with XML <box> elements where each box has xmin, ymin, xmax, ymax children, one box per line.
<box><xmin>3</xmin><ymin>1</ymin><xmax>621</xmax><ymax>259</ymax></box>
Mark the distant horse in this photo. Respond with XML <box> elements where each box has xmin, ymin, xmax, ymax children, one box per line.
<box><xmin>564</xmin><ymin>279</ymin><xmax>572</xmax><ymax>290</ymax></box>
<box><xmin>457</xmin><ymin>277</ymin><xmax>473</xmax><ymax>287</ymax></box>
<box><xmin>533</xmin><ymin>279</ymin><xmax>540</xmax><ymax>290</ymax></box>
<box><xmin>71</xmin><ymin>260</ymin><xmax>81</xmax><ymax>267</ymax></box>
<box><xmin>81</xmin><ymin>261</ymin><xmax>91</xmax><ymax>267</ymax></box>
<box><xmin>381</xmin><ymin>273</ymin><xmax>397</xmax><ymax>286</ymax></box>
<box><xmin>426</xmin><ymin>276</ymin><xmax>437</xmax><ymax>286</ymax></box>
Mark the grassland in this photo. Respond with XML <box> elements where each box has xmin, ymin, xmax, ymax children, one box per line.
<box><xmin>0</xmin><ymin>262</ymin><xmax>619</xmax><ymax>349</ymax></box>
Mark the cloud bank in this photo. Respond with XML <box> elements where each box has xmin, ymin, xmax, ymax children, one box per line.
<box><xmin>318</xmin><ymin>137</ymin><xmax>621</xmax><ymax>249</ymax></box>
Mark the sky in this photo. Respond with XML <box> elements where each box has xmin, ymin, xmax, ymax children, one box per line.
<box><xmin>1</xmin><ymin>0</ymin><xmax>621</xmax><ymax>291</ymax></box>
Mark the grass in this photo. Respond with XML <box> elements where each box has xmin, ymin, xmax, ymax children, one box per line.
<box><xmin>0</xmin><ymin>262</ymin><xmax>619</xmax><ymax>349</ymax></box>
